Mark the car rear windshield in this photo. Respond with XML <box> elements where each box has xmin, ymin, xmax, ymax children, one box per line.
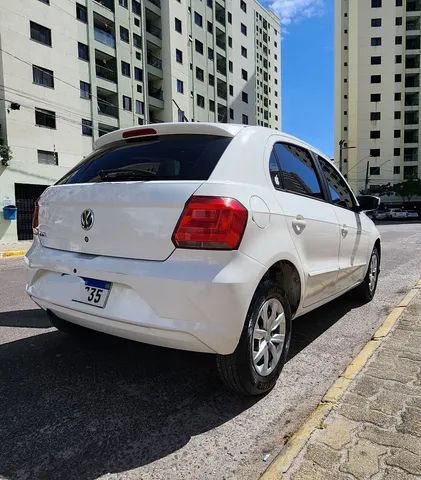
<box><xmin>58</xmin><ymin>134</ymin><xmax>232</xmax><ymax>184</ymax></box>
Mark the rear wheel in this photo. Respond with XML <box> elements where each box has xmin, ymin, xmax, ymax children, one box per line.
<box><xmin>354</xmin><ymin>247</ymin><xmax>380</xmax><ymax>302</ymax></box>
<box><xmin>216</xmin><ymin>279</ymin><xmax>292</xmax><ymax>396</ymax></box>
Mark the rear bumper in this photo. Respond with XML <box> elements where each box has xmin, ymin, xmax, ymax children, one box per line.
<box><xmin>25</xmin><ymin>238</ymin><xmax>266</xmax><ymax>354</ymax></box>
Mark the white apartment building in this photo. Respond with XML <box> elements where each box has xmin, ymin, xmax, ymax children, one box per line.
<box><xmin>0</xmin><ymin>0</ymin><xmax>281</xmax><ymax>242</ymax></box>
<box><xmin>335</xmin><ymin>0</ymin><xmax>421</xmax><ymax>194</ymax></box>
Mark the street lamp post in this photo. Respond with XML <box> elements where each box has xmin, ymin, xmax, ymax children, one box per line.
<box><xmin>338</xmin><ymin>139</ymin><xmax>356</xmax><ymax>174</ymax></box>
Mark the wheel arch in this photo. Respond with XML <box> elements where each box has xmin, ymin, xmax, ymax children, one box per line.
<box><xmin>258</xmin><ymin>259</ymin><xmax>302</xmax><ymax>317</ymax></box>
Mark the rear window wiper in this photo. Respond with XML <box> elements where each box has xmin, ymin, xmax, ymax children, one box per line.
<box><xmin>97</xmin><ymin>168</ymin><xmax>157</xmax><ymax>181</ymax></box>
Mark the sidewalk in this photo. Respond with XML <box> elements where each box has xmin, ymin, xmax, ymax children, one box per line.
<box><xmin>0</xmin><ymin>241</ymin><xmax>32</xmax><ymax>257</ymax></box>
<box><xmin>279</xmin><ymin>290</ymin><xmax>421</xmax><ymax>480</ymax></box>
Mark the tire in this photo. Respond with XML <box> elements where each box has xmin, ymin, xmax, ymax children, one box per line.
<box><xmin>216</xmin><ymin>279</ymin><xmax>292</xmax><ymax>396</ymax></box>
<box><xmin>354</xmin><ymin>246</ymin><xmax>380</xmax><ymax>302</ymax></box>
<box><xmin>47</xmin><ymin>311</ymin><xmax>91</xmax><ymax>337</ymax></box>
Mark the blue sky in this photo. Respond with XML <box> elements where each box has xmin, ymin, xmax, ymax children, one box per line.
<box><xmin>263</xmin><ymin>0</ymin><xmax>334</xmax><ymax>157</ymax></box>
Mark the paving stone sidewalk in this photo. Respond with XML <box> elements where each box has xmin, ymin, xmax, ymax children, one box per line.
<box><xmin>284</xmin><ymin>294</ymin><xmax>421</xmax><ymax>480</ymax></box>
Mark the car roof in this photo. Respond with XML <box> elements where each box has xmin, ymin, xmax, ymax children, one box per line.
<box><xmin>94</xmin><ymin>122</ymin><xmax>332</xmax><ymax>161</ymax></box>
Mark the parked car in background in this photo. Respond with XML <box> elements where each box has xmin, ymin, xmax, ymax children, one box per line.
<box><xmin>388</xmin><ymin>208</ymin><xmax>407</xmax><ymax>220</ymax></box>
<box><xmin>374</xmin><ymin>211</ymin><xmax>388</xmax><ymax>221</ymax></box>
<box><xmin>25</xmin><ymin>123</ymin><xmax>382</xmax><ymax>396</ymax></box>
<box><xmin>405</xmin><ymin>210</ymin><xmax>419</xmax><ymax>219</ymax></box>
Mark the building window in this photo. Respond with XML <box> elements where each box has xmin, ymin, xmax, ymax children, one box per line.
<box><xmin>241</xmin><ymin>46</ymin><xmax>247</xmax><ymax>58</ymax></box>
<box><xmin>209</xmin><ymin>99</ymin><xmax>215</xmax><ymax>112</ymax></box>
<box><xmin>123</xmin><ymin>95</ymin><xmax>132</xmax><ymax>111</ymax></box>
<box><xmin>241</xmin><ymin>23</ymin><xmax>247</xmax><ymax>35</ymax></box>
<box><xmin>396</xmin><ymin>17</ymin><xmax>402</xmax><ymax>26</ymax></box>
<box><xmin>394</xmin><ymin>148</ymin><xmax>401</xmax><ymax>156</ymax></box>
<box><xmin>195</xmin><ymin>39</ymin><xmax>203</xmax><ymax>54</ymax></box>
<box><xmin>371</xmin><ymin>112</ymin><xmax>381</xmax><ymax>120</ymax></box>
<box><xmin>37</xmin><ymin>149</ymin><xmax>57</xmax><ymax>165</ymax></box>
<box><xmin>395</xmin><ymin>92</ymin><xmax>401</xmax><ymax>101</ymax></box>
<box><xmin>194</xmin><ymin>11</ymin><xmax>203</xmax><ymax>27</ymax></box>
<box><xmin>176</xmin><ymin>79</ymin><xmax>184</xmax><ymax>94</ymax></box>
<box><xmin>30</xmin><ymin>21</ymin><xmax>52</xmax><ymax>46</ymax></box>
<box><xmin>229</xmin><ymin>85</ymin><xmax>234</xmax><ymax>96</ymax></box>
<box><xmin>176</xmin><ymin>49</ymin><xmax>183</xmax><ymax>63</ymax></box>
<box><xmin>197</xmin><ymin>94</ymin><xmax>205</xmax><ymax>108</ymax></box>
<box><xmin>207</xmin><ymin>21</ymin><xmax>213</xmax><ymax>33</ymax></box>
<box><xmin>370</xmin><ymin>130</ymin><xmax>381</xmax><ymax>139</ymax></box>
<box><xmin>396</xmin><ymin>0</ymin><xmax>402</xmax><ymax>5</ymax></box>
<box><xmin>119</xmin><ymin>0</ymin><xmax>128</xmax><ymax>8</ymax></box>
<box><xmin>228</xmin><ymin>12</ymin><xmax>232</xmax><ymax>24</ymax></box>
<box><xmin>209</xmin><ymin>74</ymin><xmax>215</xmax><ymax>86</ymax></box>
<box><xmin>80</xmin><ymin>80</ymin><xmax>91</xmax><ymax>98</ymax></box>
<box><xmin>196</xmin><ymin>67</ymin><xmax>204</xmax><ymax>81</ymax></box>
<box><xmin>371</xmin><ymin>0</ymin><xmax>382</xmax><ymax>7</ymax></box>
<box><xmin>371</xmin><ymin>56</ymin><xmax>381</xmax><ymax>65</ymax></box>
<box><xmin>81</xmin><ymin>119</ymin><xmax>93</xmax><ymax>136</ymax></box>
<box><xmin>35</xmin><ymin>108</ymin><xmax>56</xmax><ymax>129</ymax></box>
<box><xmin>135</xmin><ymin>100</ymin><xmax>144</xmax><ymax>115</ymax></box>
<box><xmin>370</xmin><ymin>149</ymin><xmax>380</xmax><ymax>157</ymax></box>
<box><xmin>76</xmin><ymin>3</ymin><xmax>87</xmax><ymax>23</ymax></box>
<box><xmin>175</xmin><ymin>18</ymin><xmax>182</xmax><ymax>33</ymax></box>
<box><xmin>132</xmin><ymin>0</ymin><xmax>140</xmax><ymax>15</ymax></box>
<box><xmin>371</xmin><ymin>37</ymin><xmax>382</xmax><ymax>46</ymax></box>
<box><xmin>78</xmin><ymin>42</ymin><xmax>89</xmax><ymax>61</ymax></box>
<box><xmin>121</xmin><ymin>61</ymin><xmax>131</xmax><ymax>77</ymax></box>
<box><xmin>242</xmin><ymin>91</ymin><xmax>248</xmax><ymax>103</ymax></box>
<box><xmin>371</xmin><ymin>93</ymin><xmax>381</xmax><ymax>102</ymax></box>
<box><xmin>240</xmin><ymin>0</ymin><xmax>246</xmax><ymax>12</ymax></box>
<box><xmin>395</xmin><ymin>74</ymin><xmax>402</xmax><ymax>82</ymax></box>
<box><xmin>120</xmin><ymin>26</ymin><xmax>129</xmax><ymax>43</ymax></box>
<box><xmin>133</xmin><ymin>33</ymin><xmax>142</xmax><ymax>49</ymax></box>
<box><xmin>394</xmin><ymin>166</ymin><xmax>400</xmax><ymax>174</ymax></box>
<box><xmin>242</xmin><ymin>114</ymin><xmax>248</xmax><ymax>125</ymax></box>
<box><xmin>228</xmin><ymin>36</ymin><xmax>232</xmax><ymax>48</ymax></box>
<box><xmin>395</xmin><ymin>129</ymin><xmax>401</xmax><ymax>138</ymax></box>
<box><xmin>371</xmin><ymin>75</ymin><xmax>381</xmax><ymax>83</ymax></box>
<box><xmin>395</xmin><ymin>36</ymin><xmax>402</xmax><ymax>45</ymax></box>
<box><xmin>134</xmin><ymin>67</ymin><xmax>143</xmax><ymax>81</ymax></box>
<box><xmin>370</xmin><ymin>167</ymin><xmax>380</xmax><ymax>175</ymax></box>
<box><xmin>371</xmin><ymin>18</ymin><xmax>381</xmax><ymax>27</ymax></box>
<box><xmin>395</xmin><ymin>111</ymin><xmax>401</xmax><ymax>119</ymax></box>
<box><xmin>229</xmin><ymin>61</ymin><xmax>233</xmax><ymax>73</ymax></box>
<box><xmin>396</xmin><ymin>55</ymin><xmax>402</xmax><ymax>64</ymax></box>
<box><xmin>32</xmin><ymin>65</ymin><xmax>54</xmax><ymax>88</ymax></box>
<box><xmin>241</xmin><ymin>69</ymin><xmax>248</xmax><ymax>81</ymax></box>
<box><xmin>208</xmin><ymin>47</ymin><xmax>214</xmax><ymax>60</ymax></box>
<box><xmin>229</xmin><ymin>108</ymin><xmax>234</xmax><ymax>120</ymax></box>
<box><xmin>404</xmin><ymin>165</ymin><xmax>418</xmax><ymax>179</ymax></box>
<box><xmin>38</xmin><ymin>0</ymin><xmax>50</xmax><ymax>4</ymax></box>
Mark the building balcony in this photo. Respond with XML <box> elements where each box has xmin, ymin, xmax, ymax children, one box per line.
<box><xmin>146</xmin><ymin>23</ymin><xmax>161</xmax><ymax>39</ymax></box>
<box><xmin>94</xmin><ymin>28</ymin><xmax>116</xmax><ymax>48</ymax></box>
<box><xmin>96</xmin><ymin>63</ymin><xmax>117</xmax><ymax>83</ymax></box>
<box><xmin>148</xmin><ymin>87</ymin><xmax>164</xmax><ymax>110</ymax></box>
<box><xmin>94</xmin><ymin>0</ymin><xmax>114</xmax><ymax>12</ymax></box>
<box><xmin>98</xmin><ymin>100</ymin><xmax>118</xmax><ymax>118</ymax></box>
<box><xmin>407</xmin><ymin>0</ymin><xmax>421</xmax><ymax>12</ymax></box>
<box><xmin>147</xmin><ymin>53</ymin><xmax>162</xmax><ymax>70</ymax></box>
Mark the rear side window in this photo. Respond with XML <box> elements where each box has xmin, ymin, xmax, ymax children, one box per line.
<box><xmin>58</xmin><ymin>134</ymin><xmax>232</xmax><ymax>184</ymax></box>
<box><xmin>318</xmin><ymin>157</ymin><xmax>355</xmax><ymax>210</ymax></box>
<box><xmin>273</xmin><ymin>143</ymin><xmax>323</xmax><ymax>199</ymax></box>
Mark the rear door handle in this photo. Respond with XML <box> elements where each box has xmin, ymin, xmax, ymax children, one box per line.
<box><xmin>292</xmin><ymin>215</ymin><xmax>306</xmax><ymax>234</ymax></box>
<box><xmin>341</xmin><ymin>225</ymin><xmax>349</xmax><ymax>237</ymax></box>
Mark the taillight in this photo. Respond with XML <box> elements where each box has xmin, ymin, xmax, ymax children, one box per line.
<box><xmin>32</xmin><ymin>199</ymin><xmax>40</xmax><ymax>233</ymax></box>
<box><xmin>172</xmin><ymin>196</ymin><xmax>248</xmax><ymax>250</ymax></box>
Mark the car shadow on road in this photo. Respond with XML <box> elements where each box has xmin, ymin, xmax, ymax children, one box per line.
<box><xmin>0</xmin><ymin>309</ymin><xmax>52</xmax><ymax>328</ymax></box>
<box><xmin>0</xmin><ymin>296</ymin><xmax>363</xmax><ymax>480</ymax></box>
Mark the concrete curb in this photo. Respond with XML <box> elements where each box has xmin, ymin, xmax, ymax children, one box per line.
<box><xmin>261</xmin><ymin>279</ymin><xmax>421</xmax><ymax>480</ymax></box>
<box><xmin>0</xmin><ymin>249</ymin><xmax>27</xmax><ymax>258</ymax></box>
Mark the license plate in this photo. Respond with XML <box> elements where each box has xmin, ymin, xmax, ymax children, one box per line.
<box><xmin>72</xmin><ymin>278</ymin><xmax>112</xmax><ymax>308</ymax></box>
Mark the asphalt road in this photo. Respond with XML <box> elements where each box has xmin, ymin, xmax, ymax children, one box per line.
<box><xmin>1</xmin><ymin>224</ymin><xmax>420</xmax><ymax>480</ymax></box>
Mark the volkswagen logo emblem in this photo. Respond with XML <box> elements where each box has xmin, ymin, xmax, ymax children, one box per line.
<box><xmin>81</xmin><ymin>209</ymin><xmax>94</xmax><ymax>231</ymax></box>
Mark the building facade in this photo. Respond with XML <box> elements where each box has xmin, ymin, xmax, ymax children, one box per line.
<box><xmin>335</xmin><ymin>0</ymin><xmax>421</xmax><ymax>194</ymax></box>
<box><xmin>0</xmin><ymin>0</ymin><xmax>281</xmax><ymax>242</ymax></box>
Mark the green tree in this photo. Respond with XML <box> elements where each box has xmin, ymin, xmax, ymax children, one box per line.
<box><xmin>0</xmin><ymin>139</ymin><xmax>12</xmax><ymax>166</ymax></box>
<box><xmin>392</xmin><ymin>179</ymin><xmax>421</xmax><ymax>202</ymax></box>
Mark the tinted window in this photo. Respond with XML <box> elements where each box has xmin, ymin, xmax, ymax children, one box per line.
<box><xmin>274</xmin><ymin>143</ymin><xmax>323</xmax><ymax>199</ymax></box>
<box><xmin>318</xmin><ymin>157</ymin><xmax>354</xmax><ymax>210</ymax></box>
<box><xmin>269</xmin><ymin>151</ymin><xmax>281</xmax><ymax>188</ymax></box>
<box><xmin>58</xmin><ymin>135</ymin><xmax>231</xmax><ymax>184</ymax></box>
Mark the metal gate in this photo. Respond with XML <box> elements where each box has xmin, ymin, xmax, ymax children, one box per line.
<box><xmin>15</xmin><ymin>183</ymin><xmax>49</xmax><ymax>241</ymax></box>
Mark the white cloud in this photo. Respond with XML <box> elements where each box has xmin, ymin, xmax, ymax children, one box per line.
<box><xmin>267</xmin><ymin>0</ymin><xmax>325</xmax><ymax>26</ymax></box>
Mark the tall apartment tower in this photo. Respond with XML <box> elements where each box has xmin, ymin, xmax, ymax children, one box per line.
<box><xmin>0</xmin><ymin>0</ymin><xmax>281</xmax><ymax>242</ymax></box>
<box><xmin>335</xmin><ymin>0</ymin><xmax>421</xmax><ymax>193</ymax></box>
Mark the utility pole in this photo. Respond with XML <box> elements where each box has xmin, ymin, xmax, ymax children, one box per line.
<box><xmin>339</xmin><ymin>139</ymin><xmax>345</xmax><ymax>173</ymax></box>
<box><xmin>365</xmin><ymin>160</ymin><xmax>370</xmax><ymax>193</ymax></box>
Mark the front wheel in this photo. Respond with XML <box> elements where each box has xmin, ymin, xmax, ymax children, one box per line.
<box><xmin>216</xmin><ymin>279</ymin><xmax>292</xmax><ymax>396</ymax></box>
<box><xmin>354</xmin><ymin>247</ymin><xmax>380</xmax><ymax>302</ymax></box>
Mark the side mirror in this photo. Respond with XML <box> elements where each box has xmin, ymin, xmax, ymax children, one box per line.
<box><xmin>355</xmin><ymin>195</ymin><xmax>381</xmax><ymax>212</ymax></box>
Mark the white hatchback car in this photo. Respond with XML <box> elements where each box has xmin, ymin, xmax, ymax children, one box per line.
<box><xmin>26</xmin><ymin>123</ymin><xmax>381</xmax><ymax>395</ymax></box>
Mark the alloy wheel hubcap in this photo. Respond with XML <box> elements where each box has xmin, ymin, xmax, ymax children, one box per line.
<box><xmin>368</xmin><ymin>253</ymin><xmax>378</xmax><ymax>292</ymax></box>
<box><xmin>252</xmin><ymin>298</ymin><xmax>286</xmax><ymax>377</ymax></box>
